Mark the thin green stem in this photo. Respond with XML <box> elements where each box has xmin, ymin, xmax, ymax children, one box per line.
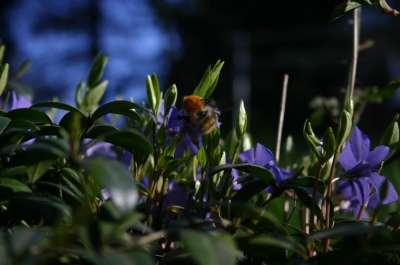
<box><xmin>343</xmin><ymin>8</ymin><xmax>360</xmax><ymax>107</ymax></box>
<box><xmin>323</xmin><ymin>149</ymin><xmax>339</xmax><ymax>252</ymax></box>
<box><xmin>310</xmin><ymin>162</ymin><xmax>324</xmax><ymax>233</ymax></box>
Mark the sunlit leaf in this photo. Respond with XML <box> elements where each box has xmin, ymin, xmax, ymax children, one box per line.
<box><xmin>81</xmin><ymin>157</ymin><xmax>139</xmax><ymax>214</ymax></box>
<box><xmin>180</xmin><ymin>229</ymin><xmax>237</xmax><ymax>265</ymax></box>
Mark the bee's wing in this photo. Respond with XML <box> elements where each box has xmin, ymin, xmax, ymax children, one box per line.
<box><xmin>215</xmin><ymin>99</ymin><xmax>234</xmax><ymax>112</ymax></box>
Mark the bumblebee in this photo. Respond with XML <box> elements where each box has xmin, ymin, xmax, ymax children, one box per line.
<box><xmin>177</xmin><ymin>95</ymin><xmax>233</xmax><ymax>146</ymax></box>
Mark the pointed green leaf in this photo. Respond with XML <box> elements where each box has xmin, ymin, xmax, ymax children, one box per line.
<box><xmin>84</xmin><ymin>125</ymin><xmax>152</xmax><ymax>155</ymax></box>
<box><xmin>146</xmin><ymin>74</ymin><xmax>160</xmax><ymax>111</ymax></box>
<box><xmin>194</xmin><ymin>60</ymin><xmax>224</xmax><ymax>98</ymax></box>
<box><xmin>26</xmin><ymin>139</ymin><xmax>69</xmax><ymax>182</ymax></box>
<box><xmin>163</xmin><ymin>84</ymin><xmax>177</xmax><ymax>124</ymax></box>
<box><xmin>0</xmin><ymin>116</ymin><xmax>11</xmax><ymax>133</ymax></box>
<box><xmin>91</xmin><ymin>100</ymin><xmax>154</xmax><ymax>122</ymax></box>
<box><xmin>0</xmin><ymin>45</ymin><xmax>5</xmax><ymax>65</ymax></box>
<box><xmin>31</xmin><ymin>101</ymin><xmax>86</xmax><ymax>117</ymax></box>
<box><xmin>81</xmin><ymin>80</ymin><xmax>108</xmax><ymax>112</ymax></box>
<box><xmin>197</xmin><ymin>146</ymin><xmax>207</xmax><ymax>168</ymax></box>
<box><xmin>4</xmin><ymin>108</ymin><xmax>53</xmax><ymax>124</ymax></box>
<box><xmin>75</xmin><ymin>81</ymin><xmax>86</xmax><ymax>108</ymax></box>
<box><xmin>336</xmin><ymin>110</ymin><xmax>352</xmax><ymax>148</ymax></box>
<box><xmin>235</xmin><ymin>100</ymin><xmax>247</xmax><ymax>140</ymax></box>
<box><xmin>87</xmin><ymin>53</ymin><xmax>108</xmax><ymax>88</ymax></box>
<box><xmin>380</xmin><ymin>113</ymin><xmax>399</xmax><ymax>159</ymax></box>
<box><xmin>331</xmin><ymin>0</ymin><xmax>371</xmax><ymax>21</ymax></box>
<box><xmin>0</xmin><ymin>178</ymin><xmax>31</xmax><ymax>193</ymax></box>
<box><xmin>322</xmin><ymin>127</ymin><xmax>335</xmax><ymax>163</ymax></box>
<box><xmin>179</xmin><ymin>229</ymin><xmax>237</xmax><ymax>265</ymax></box>
<box><xmin>0</xmin><ymin>63</ymin><xmax>9</xmax><ymax>96</ymax></box>
<box><xmin>0</xmin><ymin>166</ymin><xmax>27</xmax><ymax>178</ymax></box>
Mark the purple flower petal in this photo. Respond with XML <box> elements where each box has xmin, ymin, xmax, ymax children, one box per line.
<box><xmin>239</xmin><ymin>148</ymin><xmax>255</xmax><ymax>164</ymax></box>
<box><xmin>339</xmin><ymin>143</ymin><xmax>359</xmax><ymax>171</ymax></box>
<box><xmin>254</xmin><ymin>143</ymin><xmax>274</xmax><ymax>167</ymax></box>
<box><xmin>352</xmin><ymin>178</ymin><xmax>370</xmax><ymax>206</ymax></box>
<box><xmin>367</xmin><ymin>172</ymin><xmax>399</xmax><ymax>205</ymax></box>
<box><xmin>366</xmin><ymin>146</ymin><xmax>390</xmax><ymax>171</ymax></box>
<box><xmin>349</xmin><ymin>127</ymin><xmax>370</xmax><ymax>162</ymax></box>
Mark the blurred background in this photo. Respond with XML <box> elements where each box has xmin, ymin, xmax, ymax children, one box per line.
<box><xmin>1</xmin><ymin>0</ymin><xmax>400</xmax><ymax>153</ymax></box>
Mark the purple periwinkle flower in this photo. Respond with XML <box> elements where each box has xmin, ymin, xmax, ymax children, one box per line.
<box><xmin>338</xmin><ymin>126</ymin><xmax>398</xmax><ymax>206</ymax></box>
<box><xmin>336</xmin><ymin>180</ymin><xmax>379</xmax><ymax>218</ymax></box>
<box><xmin>1</xmin><ymin>91</ymin><xmax>32</xmax><ymax>111</ymax></box>
<box><xmin>238</xmin><ymin>143</ymin><xmax>292</xmax><ymax>192</ymax></box>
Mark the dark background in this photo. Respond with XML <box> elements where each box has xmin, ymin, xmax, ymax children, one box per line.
<box><xmin>1</xmin><ymin>0</ymin><xmax>400</xmax><ymax>154</ymax></box>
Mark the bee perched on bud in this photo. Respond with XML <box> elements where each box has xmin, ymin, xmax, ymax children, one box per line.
<box><xmin>177</xmin><ymin>95</ymin><xmax>233</xmax><ymax>147</ymax></box>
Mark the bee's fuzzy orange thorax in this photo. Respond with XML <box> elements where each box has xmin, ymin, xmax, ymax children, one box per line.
<box><xmin>182</xmin><ymin>95</ymin><xmax>204</xmax><ymax>114</ymax></box>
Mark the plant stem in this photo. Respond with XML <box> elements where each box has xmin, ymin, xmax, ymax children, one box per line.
<box><xmin>343</xmin><ymin>8</ymin><xmax>360</xmax><ymax>107</ymax></box>
<box><xmin>309</xmin><ymin>162</ymin><xmax>324</xmax><ymax>233</ymax></box>
<box><xmin>275</xmin><ymin>74</ymin><xmax>289</xmax><ymax>164</ymax></box>
<box><xmin>323</xmin><ymin>149</ymin><xmax>339</xmax><ymax>252</ymax></box>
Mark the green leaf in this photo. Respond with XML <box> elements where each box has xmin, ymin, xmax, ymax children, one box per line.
<box><xmin>60</xmin><ymin>169</ymin><xmax>84</xmax><ymax>200</ymax></box>
<box><xmin>75</xmin><ymin>81</ymin><xmax>86</xmax><ymax>108</ymax></box>
<box><xmin>236</xmin><ymin>234</ymin><xmax>308</xmax><ymax>262</ymax></box>
<box><xmin>322</xmin><ymin>127</ymin><xmax>335</xmax><ymax>163</ymax></box>
<box><xmin>0</xmin><ymin>63</ymin><xmax>9</xmax><ymax>96</ymax></box>
<box><xmin>197</xmin><ymin>146</ymin><xmax>207</xmax><ymax>168</ymax></box>
<box><xmin>31</xmin><ymin>101</ymin><xmax>86</xmax><ymax>117</ymax></box>
<box><xmin>81</xmin><ymin>80</ymin><xmax>108</xmax><ymax>112</ymax></box>
<box><xmin>91</xmin><ymin>100</ymin><xmax>154</xmax><ymax>123</ymax></box>
<box><xmin>4</xmin><ymin>108</ymin><xmax>53</xmax><ymax>124</ymax></box>
<box><xmin>26</xmin><ymin>138</ymin><xmax>70</xmax><ymax>182</ymax></box>
<box><xmin>84</xmin><ymin>125</ymin><xmax>152</xmax><ymax>155</ymax></box>
<box><xmin>0</xmin><ymin>166</ymin><xmax>27</xmax><ymax>178</ymax></box>
<box><xmin>336</xmin><ymin>110</ymin><xmax>352</xmax><ymax>148</ymax></box>
<box><xmin>81</xmin><ymin>157</ymin><xmax>138</xmax><ymax>214</ymax></box>
<box><xmin>0</xmin><ymin>178</ymin><xmax>31</xmax><ymax>193</ymax></box>
<box><xmin>235</xmin><ymin>100</ymin><xmax>247</xmax><ymax>140</ymax></box>
<box><xmin>156</xmin><ymin>124</ymin><xmax>167</xmax><ymax>146</ymax></box>
<box><xmin>309</xmin><ymin>224</ymin><xmax>386</xmax><ymax>240</ymax></box>
<box><xmin>0</xmin><ymin>44</ymin><xmax>5</xmax><ymax>65</ymax></box>
<box><xmin>194</xmin><ymin>60</ymin><xmax>224</xmax><ymax>97</ymax></box>
<box><xmin>163</xmin><ymin>84</ymin><xmax>178</xmax><ymax>123</ymax></box>
<box><xmin>232</xmin><ymin>180</ymin><xmax>269</xmax><ymax>202</ymax></box>
<box><xmin>204</xmin><ymin>60</ymin><xmax>224</xmax><ymax>98</ymax></box>
<box><xmin>380</xmin><ymin>113</ymin><xmax>399</xmax><ymax>159</ymax></box>
<box><xmin>0</xmin><ymin>116</ymin><xmax>11</xmax><ymax>133</ymax></box>
<box><xmin>6</xmin><ymin>119</ymin><xmax>39</xmax><ymax>132</ymax></box>
<box><xmin>209</xmin><ymin>163</ymin><xmax>277</xmax><ymax>188</ymax></box>
<box><xmin>87</xmin><ymin>53</ymin><xmax>108</xmax><ymax>88</ymax></box>
<box><xmin>163</xmin><ymin>156</ymin><xmax>190</xmax><ymax>172</ymax></box>
<box><xmin>146</xmin><ymin>75</ymin><xmax>158</xmax><ymax>111</ymax></box>
<box><xmin>303</xmin><ymin>120</ymin><xmax>322</xmax><ymax>160</ymax></box>
<box><xmin>8</xmin><ymin>193</ymin><xmax>72</xmax><ymax>224</ymax></box>
<box><xmin>179</xmin><ymin>229</ymin><xmax>237</xmax><ymax>265</ymax></box>
<box><xmin>59</xmin><ymin>111</ymin><xmax>87</xmax><ymax>140</ymax></box>
<box><xmin>331</xmin><ymin>0</ymin><xmax>371</xmax><ymax>21</ymax></box>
